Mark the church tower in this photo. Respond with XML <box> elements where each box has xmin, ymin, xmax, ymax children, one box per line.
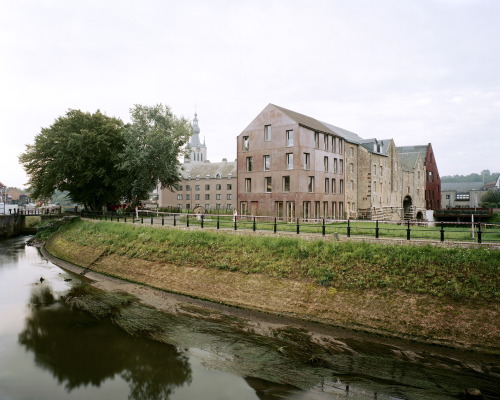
<box><xmin>184</xmin><ymin>112</ymin><xmax>207</xmax><ymax>163</ymax></box>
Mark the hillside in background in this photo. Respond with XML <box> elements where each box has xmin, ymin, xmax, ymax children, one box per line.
<box><xmin>441</xmin><ymin>170</ymin><xmax>499</xmax><ymax>183</ymax></box>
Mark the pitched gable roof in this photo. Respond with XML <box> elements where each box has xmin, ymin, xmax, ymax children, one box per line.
<box><xmin>271</xmin><ymin>104</ymin><xmax>365</xmax><ymax>145</ymax></box>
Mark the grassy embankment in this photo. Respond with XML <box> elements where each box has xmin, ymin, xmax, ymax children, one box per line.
<box><xmin>44</xmin><ymin>218</ymin><xmax>500</xmax><ymax>351</ymax></box>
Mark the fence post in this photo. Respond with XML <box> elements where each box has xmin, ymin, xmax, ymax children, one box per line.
<box><xmin>253</xmin><ymin>216</ymin><xmax>256</xmax><ymax>232</ymax></box>
<box><xmin>347</xmin><ymin>219</ymin><xmax>351</xmax><ymax>237</ymax></box>
<box><xmin>407</xmin><ymin>220</ymin><xmax>411</xmax><ymax>240</ymax></box>
<box><xmin>322</xmin><ymin>219</ymin><xmax>326</xmax><ymax>236</ymax></box>
<box><xmin>124</xmin><ymin>215</ymin><xmax>126</xmax><ymax>223</ymax></box>
<box><xmin>274</xmin><ymin>217</ymin><xmax>277</xmax><ymax>233</ymax></box>
<box><xmin>296</xmin><ymin>218</ymin><xmax>300</xmax><ymax>234</ymax></box>
<box><xmin>162</xmin><ymin>215</ymin><xmax>164</xmax><ymax>226</ymax></box>
<box><xmin>141</xmin><ymin>216</ymin><xmax>143</xmax><ymax>224</ymax></box>
<box><xmin>375</xmin><ymin>220</ymin><xmax>379</xmax><ymax>239</ymax></box>
<box><xmin>477</xmin><ymin>223</ymin><xmax>482</xmax><ymax>244</ymax></box>
<box><xmin>217</xmin><ymin>215</ymin><xmax>220</xmax><ymax>230</ymax></box>
<box><xmin>201</xmin><ymin>214</ymin><xmax>204</xmax><ymax>229</ymax></box>
<box><xmin>440</xmin><ymin>222</ymin><xmax>445</xmax><ymax>242</ymax></box>
<box><xmin>234</xmin><ymin>217</ymin><xmax>237</xmax><ymax>230</ymax></box>
<box><xmin>187</xmin><ymin>214</ymin><xmax>189</xmax><ymax>227</ymax></box>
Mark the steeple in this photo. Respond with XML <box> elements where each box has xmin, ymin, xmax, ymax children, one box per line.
<box><xmin>184</xmin><ymin>112</ymin><xmax>207</xmax><ymax>163</ymax></box>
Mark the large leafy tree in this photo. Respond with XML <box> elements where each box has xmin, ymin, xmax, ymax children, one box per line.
<box><xmin>19</xmin><ymin>109</ymin><xmax>126</xmax><ymax>210</ymax></box>
<box><xmin>119</xmin><ymin>104</ymin><xmax>192</xmax><ymax>208</ymax></box>
<box><xmin>20</xmin><ymin>105</ymin><xmax>191</xmax><ymax>211</ymax></box>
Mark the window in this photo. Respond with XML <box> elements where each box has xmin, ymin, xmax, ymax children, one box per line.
<box><xmin>333</xmin><ymin>137</ymin><xmax>337</xmax><ymax>153</ymax></box>
<box><xmin>227</xmin><ymin>194</ymin><xmax>232</xmax><ymax>200</ymax></box>
<box><xmin>205</xmin><ymin>184</ymin><xmax>210</xmax><ymax>190</ymax></box>
<box><xmin>240</xmin><ymin>202</ymin><xmax>248</xmax><ymax>215</ymax></box>
<box><xmin>286</xmin><ymin>153</ymin><xmax>294</xmax><ymax>170</ymax></box>
<box><xmin>339</xmin><ymin>179</ymin><xmax>344</xmax><ymax>194</ymax></box>
<box><xmin>265</xmin><ymin>177</ymin><xmax>272</xmax><ymax>193</ymax></box>
<box><xmin>308</xmin><ymin>176</ymin><xmax>315</xmax><ymax>193</ymax></box>
<box><xmin>186</xmin><ymin>204</ymin><xmax>191</xmax><ymax>210</ymax></box>
<box><xmin>332</xmin><ymin>178</ymin><xmax>336</xmax><ymax>193</ymax></box>
<box><xmin>286</xmin><ymin>130</ymin><xmax>294</xmax><ymax>146</ymax></box>
<box><xmin>333</xmin><ymin>158</ymin><xmax>338</xmax><ymax>174</ymax></box>
<box><xmin>242</xmin><ymin>136</ymin><xmax>249</xmax><ymax>151</ymax></box>
<box><xmin>339</xmin><ymin>139</ymin><xmax>343</xmax><ymax>154</ymax></box>
<box><xmin>177</xmin><ymin>204</ymin><xmax>182</xmax><ymax>209</ymax></box>
<box><xmin>324</xmin><ymin>156</ymin><xmax>329</xmax><ymax>172</ymax></box>
<box><xmin>283</xmin><ymin>176</ymin><xmax>290</xmax><ymax>192</ymax></box>
<box><xmin>246</xmin><ymin>156</ymin><xmax>253</xmax><ymax>172</ymax></box>
<box><xmin>264</xmin><ymin>125</ymin><xmax>271</xmax><ymax>141</ymax></box>
<box><xmin>373</xmin><ymin>181</ymin><xmax>377</xmax><ymax>193</ymax></box>
<box><xmin>407</xmin><ymin>186</ymin><xmax>410</xmax><ymax>194</ymax></box>
<box><xmin>339</xmin><ymin>159</ymin><xmax>344</xmax><ymax>174</ymax></box>
<box><xmin>350</xmin><ymin>180</ymin><xmax>354</xmax><ymax>190</ymax></box>
<box><xmin>205</xmin><ymin>194</ymin><xmax>210</xmax><ymax>200</ymax></box>
<box><xmin>216</xmin><ymin>194</ymin><xmax>221</xmax><ymax>200</ymax></box>
<box><xmin>216</xmin><ymin>204</ymin><xmax>221</xmax><ymax>210</ymax></box>
<box><xmin>324</xmin><ymin>134</ymin><xmax>329</xmax><ymax>150</ymax></box>
<box><xmin>456</xmin><ymin>193</ymin><xmax>470</xmax><ymax>201</ymax></box>
<box><xmin>339</xmin><ymin>201</ymin><xmax>344</xmax><ymax>218</ymax></box>
<box><xmin>186</xmin><ymin>185</ymin><xmax>191</xmax><ymax>190</ymax></box>
<box><xmin>186</xmin><ymin>194</ymin><xmax>190</xmax><ymax>200</ymax></box>
<box><xmin>314</xmin><ymin>132</ymin><xmax>319</xmax><ymax>149</ymax></box>
<box><xmin>226</xmin><ymin>204</ymin><xmax>232</xmax><ymax>210</ymax></box>
<box><xmin>325</xmin><ymin>178</ymin><xmax>330</xmax><ymax>193</ymax></box>
<box><xmin>303</xmin><ymin>201</ymin><xmax>311</xmax><ymax>218</ymax></box>
<box><xmin>195</xmin><ymin>194</ymin><xmax>200</xmax><ymax>200</ymax></box>
<box><xmin>216</xmin><ymin>184</ymin><xmax>221</xmax><ymax>190</ymax></box>
<box><xmin>177</xmin><ymin>194</ymin><xmax>183</xmax><ymax>200</ymax></box>
<box><xmin>245</xmin><ymin>178</ymin><xmax>252</xmax><ymax>193</ymax></box>
<box><xmin>303</xmin><ymin>153</ymin><xmax>310</xmax><ymax>170</ymax></box>
<box><xmin>349</xmin><ymin>147</ymin><xmax>353</xmax><ymax>157</ymax></box>
<box><xmin>263</xmin><ymin>155</ymin><xmax>270</xmax><ymax>171</ymax></box>
<box><xmin>380</xmin><ymin>166</ymin><xmax>383</xmax><ymax>176</ymax></box>
<box><xmin>374</xmin><ymin>165</ymin><xmax>377</xmax><ymax>175</ymax></box>
<box><xmin>216</xmin><ymin>173</ymin><xmax>221</xmax><ymax>180</ymax></box>
<box><xmin>177</xmin><ymin>185</ymin><xmax>183</xmax><ymax>191</ymax></box>
<box><xmin>195</xmin><ymin>185</ymin><xmax>200</xmax><ymax>191</ymax></box>
<box><xmin>227</xmin><ymin>184</ymin><xmax>232</xmax><ymax>190</ymax></box>
<box><xmin>349</xmin><ymin>163</ymin><xmax>354</xmax><ymax>173</ymax></box>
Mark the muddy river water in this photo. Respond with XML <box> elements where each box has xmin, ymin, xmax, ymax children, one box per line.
<box><xmin>0</xmin><ymin>235</ymin><xmax>498</xmax><ymax>400</ymax></box>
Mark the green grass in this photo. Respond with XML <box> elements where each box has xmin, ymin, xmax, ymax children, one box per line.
<box><xmin>53</xmin><ymin>219</ymin><xmax>500</xmax><ymax>301</ymax></box>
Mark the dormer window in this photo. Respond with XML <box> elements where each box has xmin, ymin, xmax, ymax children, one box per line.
<box><xmin>216</xmin><ymin>173</ymin><xmax>221</xmax><ymax>180</ymax></box>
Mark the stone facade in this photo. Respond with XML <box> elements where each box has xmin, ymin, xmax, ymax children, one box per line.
<box><xmin>237</xmin><ymin>104</ymin><xmax>428</xmax><ymax>221</ymax></box>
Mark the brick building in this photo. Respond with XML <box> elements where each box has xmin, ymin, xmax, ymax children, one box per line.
<box><xmin>237</xmin><ymin>104</ymin><xmax>427</xmax><ymax>220</ymax></box>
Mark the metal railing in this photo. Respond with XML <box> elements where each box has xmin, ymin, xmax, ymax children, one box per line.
<box><xmin>81</xmin><ymin>210</ymin><xmax>500</xmax><ymax>244</ymax></box>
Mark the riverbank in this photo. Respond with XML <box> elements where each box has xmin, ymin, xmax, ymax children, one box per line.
<box><xmin>44</xmin><ymin>219</ymin><xmax>500</xmax><ymax>355</ymax></box>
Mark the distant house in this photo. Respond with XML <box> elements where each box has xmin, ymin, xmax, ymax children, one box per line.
<box><xmin>441</xmin><ymin>182</ymin><xmax>488</xmax><ymax>208</ymax></box>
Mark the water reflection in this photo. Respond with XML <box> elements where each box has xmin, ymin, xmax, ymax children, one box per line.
<box><xmin>18</xmin><ymin>284</ymin><xmax>192</xmax><ymax>400</ymax></box>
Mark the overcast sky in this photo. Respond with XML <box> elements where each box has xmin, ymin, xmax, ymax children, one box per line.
<box><xmin>1</xmin><ymin>0</ymin><xmax>499</xmax><ymax>189</ymax></box>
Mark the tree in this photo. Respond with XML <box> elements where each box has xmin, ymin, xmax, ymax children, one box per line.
<box><xmin>20</xmin><ymin>110</ymin><xmax>126</xmax><ymax>210</ymax></box>
<box><xmin>119</xmin><ymin>104</ymin><xmax>192</xmax><ymax>208</ymax></box>
<box><xmin>20</xmin><ymin>105</ymin><xmax>191</xmax><ymax>211</ymax></box>
<box><xmin>480</xmin><ymin>190</ymin><xmax>500</xmax><ymax>208</ymax></box>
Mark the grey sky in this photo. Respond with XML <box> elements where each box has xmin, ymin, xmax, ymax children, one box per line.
<box><xmin>1</xmin><ymin>0</ymin><xmax>499</xmax><ymax>189</ymax></box>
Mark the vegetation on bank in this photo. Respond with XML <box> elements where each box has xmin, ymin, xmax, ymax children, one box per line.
<box><xmin>50</xmin><ymin>219</ymin><xmax>500</xmax><ymax>301</ymax></box>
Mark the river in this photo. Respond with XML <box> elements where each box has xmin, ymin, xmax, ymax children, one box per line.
<box><xmin>0</xmin><ymin>235</ymin><xmax>498</xmax><ymax>400</ymax></box>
